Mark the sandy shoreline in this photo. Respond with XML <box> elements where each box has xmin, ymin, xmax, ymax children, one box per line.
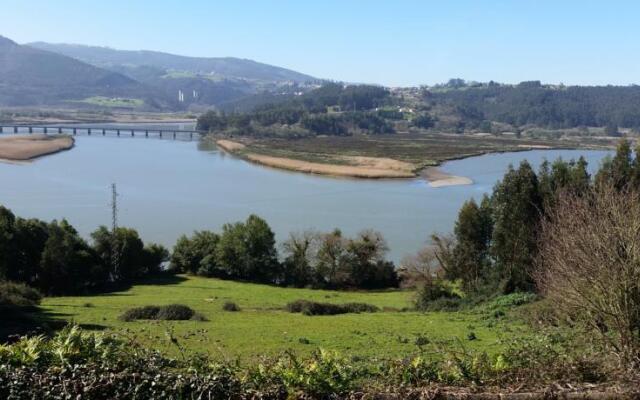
<box><xmin>421</xmin><ymin>167</ymin><xmax>473</xmax><ymax>188</ymax></box>
<box><xmin>0</xmin><ymin>135</ymin><xmax>75</xmax><ymax>161</ymax></box>
<box><xmin>216</xmin><ymin>139</ymin><xmax>475</xmax><ymax>185</ymax></box>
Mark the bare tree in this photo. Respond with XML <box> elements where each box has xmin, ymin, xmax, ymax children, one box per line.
<box><xmin>536</xmin><ymin>186</ymin><xmax>640</xmax><ymax>368</ymax></box>
<box><xmin>399</xmin><ymin>245</ymin><xmax>440</xmax><ymax>288</ymax></box>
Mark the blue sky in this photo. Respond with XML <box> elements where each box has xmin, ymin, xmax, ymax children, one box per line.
<box><xmin>1</xmin><ymin>0</ymin><xmax>638</xmax><ymax>86</ymax></box>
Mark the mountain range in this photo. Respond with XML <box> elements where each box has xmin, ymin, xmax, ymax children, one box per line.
<box><xmin>0</xmin><ymin>35</ymin><xmax>317</xmax><ymax>110</ymax></box>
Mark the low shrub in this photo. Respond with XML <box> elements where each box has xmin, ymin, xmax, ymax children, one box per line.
<box><xmin>286</xmin><ymin>300</ymin><xmax>379</xmax><ymax>316</ymax></box>
<box><xmin>286</xmin><ymin>299</ymin><xmax>310</xmax><ymax>313</ymax></box>
<box><xmin>415</xmin><ymin>279</ymin><xmax>460</xmax><ymax>311</ymax></box>
<box><xmin>484</xmin><ymin>292</ymin><xmax>538</xmax><ymax>310</ymax></box>
<box><xmin>119</xmin><ymin>306</ymin><xmax>161</xmax><ymax>322</ymax></box>
<box><xmin>0</xmin><ymin>282</ymin><xmax>42</xmax><ymax>307</ymax></box>
<box><xmin>156</xmin><ymin>304</ymin><xmax>195</xmax><ymax>320</ymax></box>
<box><xmin>119</xmin><ymin>304</ymin><xmax>196</xmax><ymax>321</ymax></box>
<box><xmin>222</xmin><ymin>301</ymin><xmax>240</xmax><ymax>312</ymax></box>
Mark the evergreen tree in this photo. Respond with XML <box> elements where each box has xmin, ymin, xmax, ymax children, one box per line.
<box><xmin>449</xmin><ymin>195</ymin><xmax>493</xmax><ymax>291</ymax></box>
<box><xmin>0</xmin><ymin>206</ymin><xmax>17</xmax><ymax>281</ymax></box>
<box><xmin>569</xmin><ymin>156</ymin><xmax>590</xmax><ymax>194</ymax></box>
<box><xmin>39</xmin><ymin>220</ymin><xmax>98</xmax><ymax>295</ymax></box>
<box><xmin>490</xmin><ymin>161</ymin><xmax>542</xmax><ymax>292</ymax></box>
<box><xmin>631</xmin><ymin>143</ymin><xmax>640</xmax><ymax>190</ymax></box>
<box><xmin>13</xmin><ymin>218</ymin><xmax>50</xmax><ymax>285</ymax></box>
<box><xmin>596</xmin><ymin>139</ymin><xmax>633</xmax><ymax>190</ymax></box>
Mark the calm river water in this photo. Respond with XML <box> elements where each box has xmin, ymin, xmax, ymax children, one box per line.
<box><xmin>0</xmin><ymin>132</ymin><xmax>611</xmax><ymax>262</ymax></box>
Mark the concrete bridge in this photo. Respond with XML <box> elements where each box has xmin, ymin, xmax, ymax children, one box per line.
<box><xmin>0</xmin><ymin>125</ymin><xmax>205</xmax><ymax>140</ymax></box>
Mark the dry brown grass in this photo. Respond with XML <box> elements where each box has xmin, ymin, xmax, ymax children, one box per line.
<box><xmin>216</xmin><ymin>139</ymin><xmax>246</xmax><ymax>152</ymax></box>
<box><xmin>217</xmin><ymin>139</ymin><xmax>416</xmax><ymax>178</ymax></box>
<box><xmin>0</xmin><ymin>135</ymin><xmax>74</xmax><ymax>161</ymax></box>
<box><xmin>245</xmin><ymin>153</ymin><xmax>416</xmax><ymax>178</ymax></box>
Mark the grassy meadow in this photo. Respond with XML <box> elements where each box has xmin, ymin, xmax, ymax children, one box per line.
<box><xmin>40</xmin><ymin>275</ymin><xmax>525</xmax><ymax>361</ymax></box>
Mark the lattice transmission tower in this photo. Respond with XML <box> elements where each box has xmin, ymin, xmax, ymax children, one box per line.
<box><xmin>111</xmin><ymin>183</ymin><xmax>120</xmax><ymax>280</ymax></box>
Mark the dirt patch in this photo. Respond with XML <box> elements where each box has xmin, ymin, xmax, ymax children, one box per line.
<box><xmin>422</xmin><ymin>167</ymin><xmax>473</xmax><ymax>187</ymax></box>
<box><xmin>0</xmin><ymin>135</ymin><xmax>74</xmax><ymax>161</ymax></box>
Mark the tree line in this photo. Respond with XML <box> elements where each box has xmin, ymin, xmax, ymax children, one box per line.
<box><xmin>196</xmin><ymin>83</ymin><xmax>395</xmax><ymax>137</ymax></box>
<box><xmin>429</xmin><ymin>139</ymin><xmax>640</xmax><ymax>299</ymax></box>
<box><xmin>0</xmin><ymin>211</ymin><xmax>400</xmax><ymax>297</ymax></box>
<box><xmin>0</xmin><ymin>210</ymin><xmax>168</xmax><ymax>295</ymax></box>
<box><xmin>171</xmin><ymin>218</ymin><xmax>398</xmax><ymax>289</ymax></box>
<box><xmin>428</xmin><ymin>80</ymin><xmax>640</xmax><ymax>130</ymax></box>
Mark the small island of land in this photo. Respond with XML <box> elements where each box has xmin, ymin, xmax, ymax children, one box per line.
<box><xmin>217</xmin><ymin>139</ymin><xmax>416</xmax><ymax>179</ymax></box>
<box><xmin>0</xmin><ymin>135</ymin><xmax>75</xmax><ymax>162</ymax></box>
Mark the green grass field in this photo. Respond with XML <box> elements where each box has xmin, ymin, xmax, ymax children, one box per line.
<box><xmin>41</xmin><ymin>275</ymin><xmax>526</xmax><ymax>361</ymax></box>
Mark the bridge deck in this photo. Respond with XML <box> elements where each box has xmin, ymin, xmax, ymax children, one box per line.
<box><xmin>0</xmin><ymin>125</ymin><xmax>205</xmax><ymax>139</ymax></box>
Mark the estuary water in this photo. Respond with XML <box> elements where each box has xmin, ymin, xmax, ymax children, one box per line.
<box><xmin>0</xmin><ymin>132</ymin><xmax>611</xmax><ymax>262</ymax></box>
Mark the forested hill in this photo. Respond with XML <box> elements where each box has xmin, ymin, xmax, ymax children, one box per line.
<box><xmin>424</xmin><ymin>80</ymin><xmax>640</xmax><ymax>130</ymax></box>
<box><xmin>28</xmin><ymin>42</ymin><xmax>316</xmax><ymax>83</ymax></box>
<box><xmin>198</xmin><ymin>80</ymin><xmax>640</xmax><ymax>138</ymax></box>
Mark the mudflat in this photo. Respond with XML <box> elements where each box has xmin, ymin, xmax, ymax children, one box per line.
<box><xmin>421</xmin><ymin>166</ymin><xmax>473</xmax><ymax>187</ymax></box>
<box><xmin>0</xmin><ymin>135</ymin><xmax>74</xmax><ymax>161</ymax></box>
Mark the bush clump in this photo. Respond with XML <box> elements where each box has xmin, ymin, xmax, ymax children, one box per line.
<box><xmin>0</xmin><ymin>281</ymin><xmax>42</xmax><ymax>307</ymax></box>
<box><xmin>222</xmin><ymin>301</ymin><xmax>240</xmax><ymax>312</ymax></box>
<box><xmin>415</xmin><ymin>279</ymin><xmax>460</xmax><ymax>311</ymax></box>
<box><xmin>286</xmin><ymin>300</ymin><xmax>379</xmax><ymax>316</ymax></box>
<box><xmin>119</xmin><ymin>304</ymin><xmax>196</xmax><ymax>321</ymax></box>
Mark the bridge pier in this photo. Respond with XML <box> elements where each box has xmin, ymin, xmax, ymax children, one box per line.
<box><xmin>0</xmin><ymin>127</ymin><xmax>3</xmax><ymax>133</ymax></box>
<box><xmin>73</xmin><ymin>128</ymin><xmax>77</xmax><ymax>135</ymax></box>
<box><xmin>14</xmin><ymin>126</ymin><xmax>18</xmax><ymax>133</ymax></box>
<box><xmin>44</xmin><ymin>127</ymin><xmax>48</xmax><ymax>134</ymax></box>
<box><xmin>131</xmin><ymin>130</ymin><xmax>134</xmax><ymax>137</ymax></box>
<box><xmin>102</xmin><ymin>129</ymin><xmax>106</xmax><ymax>136</ymax></box>
<box><xmin>117</xmin><ymin>129</ymin><xmax>120</xmax><ymax>136</ymax></box>
<box><xmin>88</xmin><ymin>128</ymin><xmax>92</xmax><ymax>135</ymax></box>
<box><xmin>58</xmin><ymin>127</ymin><xmax>62</xmax><ymax>134</ymax></box>
<box><xmin>145</xmin><ymin>130</ymin><xmax>149</xmax><ymax>137</ymax></box>
<box><xmin>28</xmin><ymin>127</ymin><xmax>33</xmax><ymax>134</ymax></box>
<box><xmin>190</xmin><ymin>132</ymin><xmax>193</xmax><ymax>139</ymax></box>
<box><xmin>173</xmin><ymin>132</ymin><xmax>176</xmax><ymax>139</ymax></box>
<box><xmin>159</xmin><ymin>131</ymin><xmax>163</xmax><ymax>138</ymax></box>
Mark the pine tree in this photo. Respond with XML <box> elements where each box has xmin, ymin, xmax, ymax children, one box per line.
<box><xmin>450</xmin><ymin>195</ymin><xmax>493</xmax><ymax>291</ymax></box>
<box><xmin>490</xmin><ymin>161</ymin><xmax>542</xmax><ymax>293</ymax></box>
<box><xmin>595</xmin><ymin>139</ymin><xmax>632</xmax><ymax>190</ymax></box>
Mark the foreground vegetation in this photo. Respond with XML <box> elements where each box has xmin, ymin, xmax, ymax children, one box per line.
<box><xmin>2</xmin><ymin>323</ymin><xmax>635</xmax><ymax>399</ymax></box>
<box><xmin>4</xmin><ymin>139</ymin><xmax>640</xmax><ymax>396</ymax></box>
<box><xmin>36</xmin><ymin>275</ymin><xmax>521</xmax><ymax>360</ymax></box>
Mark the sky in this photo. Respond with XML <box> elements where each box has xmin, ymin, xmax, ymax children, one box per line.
<box><xmin>1</xmin><ymin>0</ymin><xmax>638</xmax><ymax>87</ymax></box>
